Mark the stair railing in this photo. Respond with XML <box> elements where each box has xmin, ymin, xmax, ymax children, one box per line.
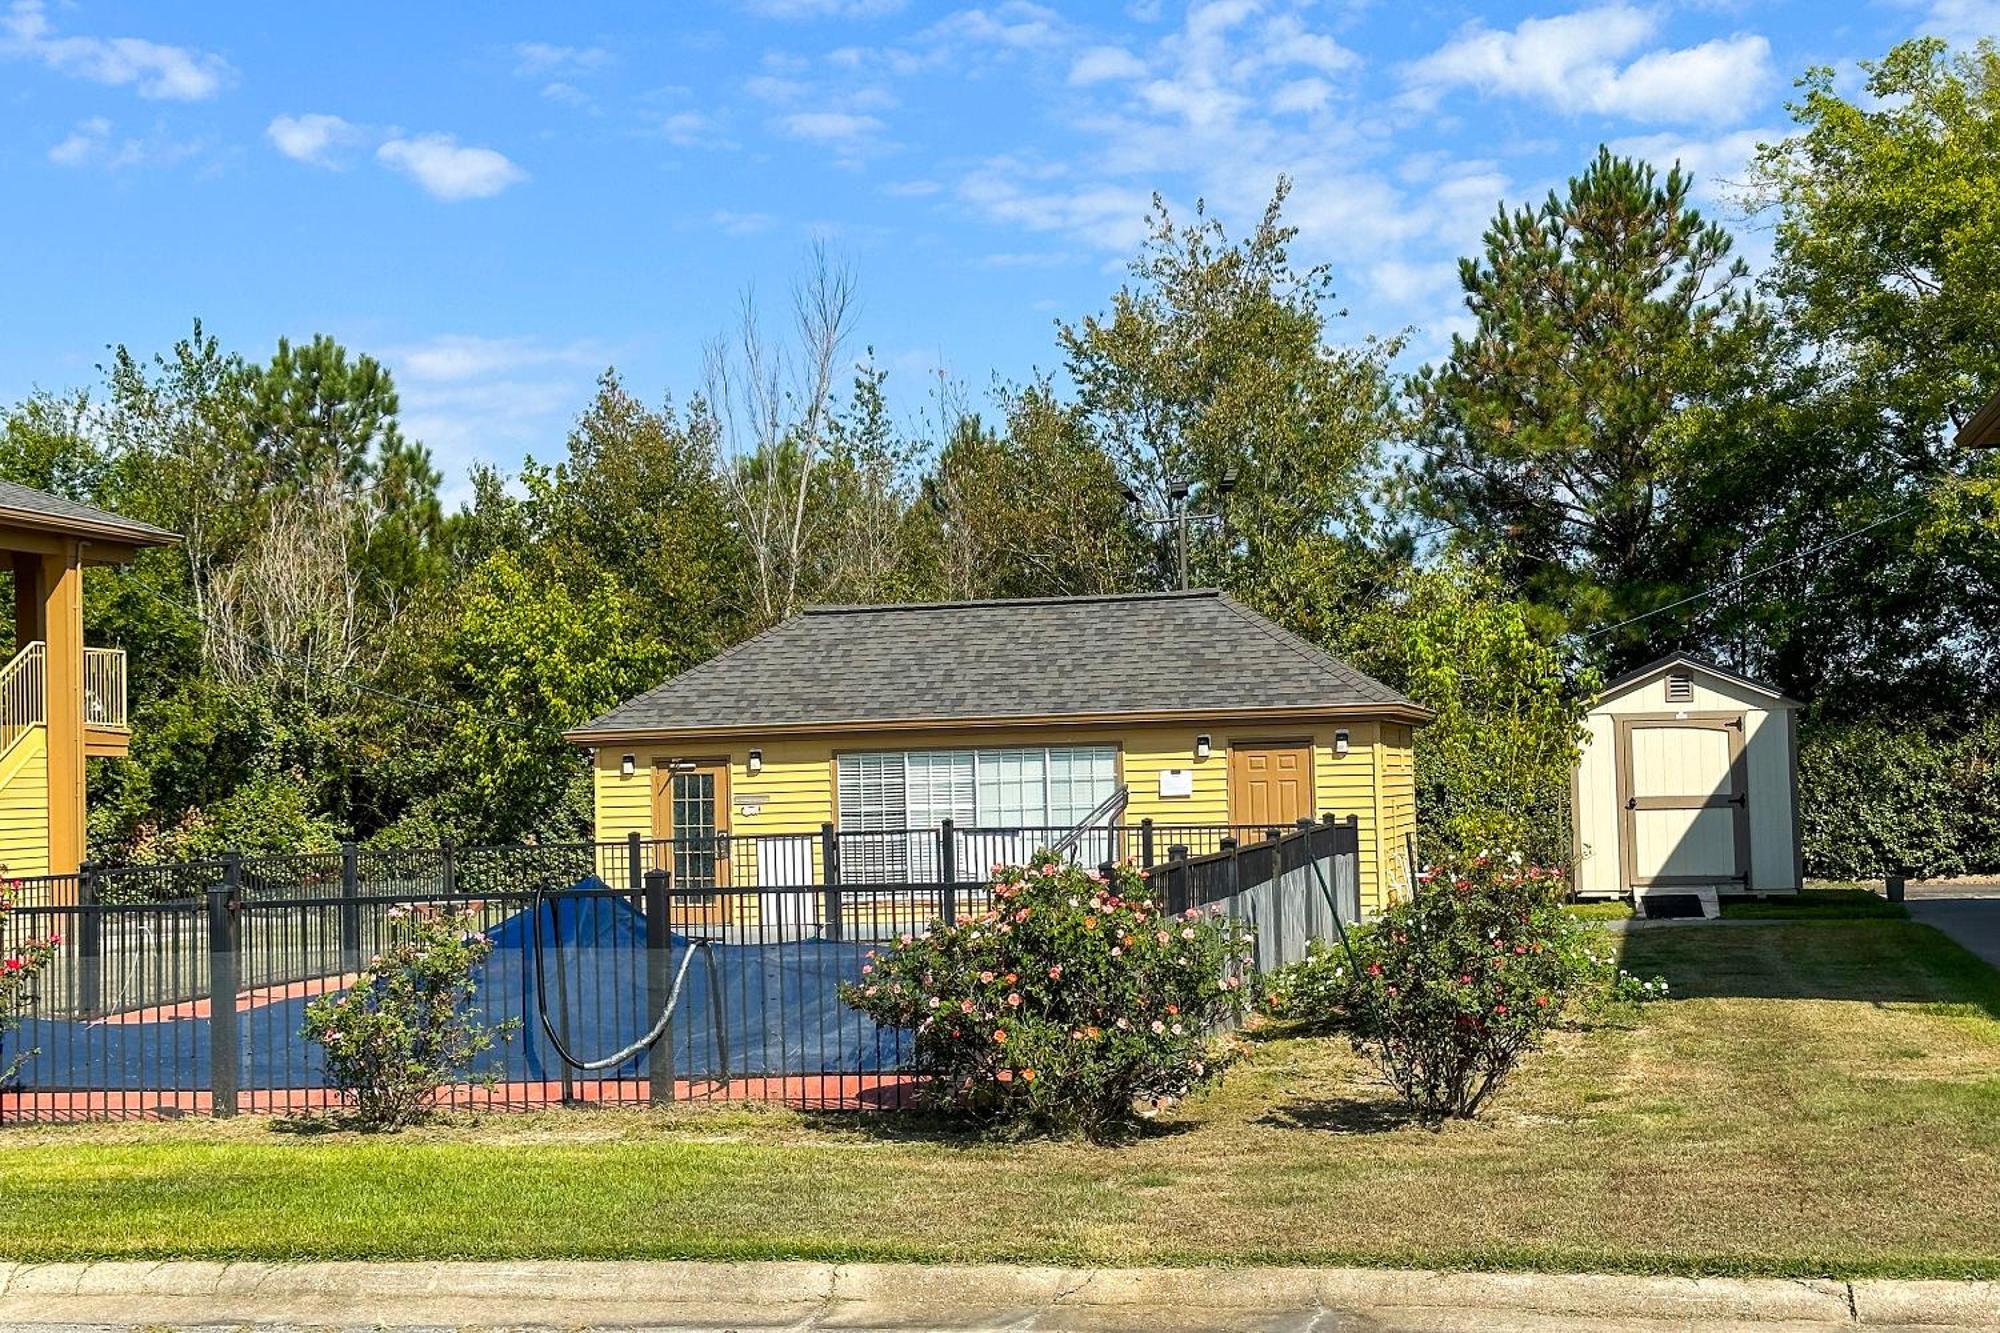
<box><xmin>0</xmin><ymin>640</ymin><xmax>46</xmax><ymax>758</ymax></box>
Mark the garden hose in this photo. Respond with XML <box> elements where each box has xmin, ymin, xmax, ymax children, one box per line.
<box><xmin>529</xmin><ymin>889</ymin><xmax>727</xmax><ymax>1074</ymax></box>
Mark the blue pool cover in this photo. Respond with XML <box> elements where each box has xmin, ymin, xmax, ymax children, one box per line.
<box><xmin>3</xmin><ymin>885</ymin><xmax>913</xmax><ymax>1092</ymax></box>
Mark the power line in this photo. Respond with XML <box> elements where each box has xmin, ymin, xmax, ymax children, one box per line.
<box><xmin>1582</xmin><ymin>503</ymin><xmax>1921</xmax><ymax>642</ymax></box>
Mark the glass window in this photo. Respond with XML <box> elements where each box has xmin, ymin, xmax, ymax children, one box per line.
<box><xmin>839</xmin><ymin>745</ymin><xmax>1121</xmax><ymax>871</ymax></box>
<box><xmin>837</xmin><ymin>752</ymin><xmax>907</xmax><ymax>882</ymax></box>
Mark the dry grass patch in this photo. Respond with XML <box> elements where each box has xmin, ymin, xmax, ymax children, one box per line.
<box><xmin>1</xmin><ymin>921</ymin><xmax>1994</xmax><ymax>1277</ymax></box>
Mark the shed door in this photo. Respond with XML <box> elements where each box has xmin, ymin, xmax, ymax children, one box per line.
<box><xmin>1619</xmin><ymin>717</ymin><xmax>1748</xmax><ymax>889</ymax></box>
<box><xmin>1230</xmin><ymin>741</ymin><xmax>1313</xmax><ymax>828</ymax></box>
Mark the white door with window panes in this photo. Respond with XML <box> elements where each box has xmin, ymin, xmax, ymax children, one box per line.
<box><xmin>836</xmin><ymin>745</ymin><xmax>1118</xmax><ymax>883</ymax></box>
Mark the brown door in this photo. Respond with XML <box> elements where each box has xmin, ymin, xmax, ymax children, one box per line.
<box><xmin>652</xmin><ymin>759</ymin><xmax>732</xmax><ymax>923</ymax></box>
<box><xmin>1229</xmin><ymin>741</ymin><xmax>1314</xmax><ymax>828</ymax></box>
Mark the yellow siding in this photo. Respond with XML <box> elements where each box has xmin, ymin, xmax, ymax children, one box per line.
<box><xmin>0</xmin><ymin>725</ymin><xmax>50</xmax><ymax>880</ymax></box>
<box><xmin>589</xmin><ymin>716</ymin><xmax>1417</xmax><ymax>914</ymax></box>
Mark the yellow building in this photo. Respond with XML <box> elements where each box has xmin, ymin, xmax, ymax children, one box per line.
<box><xmin>0</xmin><ymin>481</ymin><xmax>177</xmax><ymax>884</ymax></box>
<box><xmin>570</xmin><ymin>591</ymin><xmax>1429</xmax><ymax>914</ymax></box>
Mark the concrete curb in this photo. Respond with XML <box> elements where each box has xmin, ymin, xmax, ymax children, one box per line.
<box><xmin>0</xmin><ymin>1260</ymin><xmax>1990</xmax><ymax>1329</ymax></box>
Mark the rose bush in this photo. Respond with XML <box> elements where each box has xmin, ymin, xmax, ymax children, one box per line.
<box><xmin>1</xmin><ymin>887</ymin><xmax>57</xmax><ymax>1084</ymax></box>
<box><xmin>302</xmin><ymin>902</ymin><xmax>516</xmax><ymax>1128</ymax></box>
<box><xmin>840</xmin><ymin>856</ymin><xmax>1254</xmax><ymax>1138</ymax></box>
<box><xmin>1321</xmin><ymin>858</ymin><xmax>1606</xmax><ymax>1122</ymax></box>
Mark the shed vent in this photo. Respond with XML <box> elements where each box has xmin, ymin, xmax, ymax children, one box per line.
<box><xmin>1665</xmin><ymin>670</ymin><xmax>1694</xmax><ymax>704</ymax></box>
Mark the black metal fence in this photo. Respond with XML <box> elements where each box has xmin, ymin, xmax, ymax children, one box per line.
<box><xmin>0</xmin><ymin>820</ymin><xmax>1359</xmax><ymax>1123</ymax></box>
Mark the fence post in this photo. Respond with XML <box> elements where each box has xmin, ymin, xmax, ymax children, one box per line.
<box><xmin>627</xmin><ymin>831</ymin><xmax>644</xmax><ymax>893</ymax></box>
<box><xmin>820</xmin><ymin>823</ymin><xmax>843</xmax><ymax>942</ymax></box>
<box><xmin>644</xmin><ymin>867</ymin><xmax>675</xmax><ymax>1105</ymax></box>
<box><xmin>939</xmin><ymin>818</ymin><xmax>957</xmax><ymax>926</ymax></box>
<box><xmin>207</xmin><ymin>877</ymin><xmax>241</xmax><ymax>1118</ymax></box>
<box><xmin>338</xmin><ymin>841</ymin><xmax>361</xmax><ymax>977</ymax></box>
<box><xmin>1139</xmin><ymin>817</ymin><xmax>1155</xmax><ymax>870</ymax></box>
<box><xmin>76</xmin><ymin>860</ymin><xmax>101</xmax><ymax>1019</ymax></box>
<box><xmin>1165</xmin><ymin>844</ymin><xmax>1189</xmax><ymax>916</ymax></box>
<box><xmin>440</xmin><ymin>838</ymin><xmax>457</xmax><ymax>896</ymax></box>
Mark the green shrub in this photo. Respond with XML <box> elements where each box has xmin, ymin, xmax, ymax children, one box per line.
<box><xmin>302</xmin><ymin>903</ymin><xmax>516</xmax><ymax>1128</ymax></box>
<box><xmin>1</xmin><ymin>892</ymin><xmax>57</xmax><ymax>1083</ymax></box>
<box><xmin>1799</xmin><ymin>718</ymin><xmax>2000</xmax><ymax>879</ymax></box>
<box><xmin>1325</xmin><ymin>858</ymin><xmax>1607</xmax><ymax>1122</ymax></box>
<box><xmin>839</xmin><ymin>856</ymin><xmax>1255</xmax><ymax>1139</ymax></box>
<box><xmin>1262</xmin><ymin>939</ymin><xmax>1359</xmax><ymax>1030</ymax></box>
<box><xmin>1608</xmin><ymin>969</ymin><xmax>1670</xmax><ymax>1004</ymax></box>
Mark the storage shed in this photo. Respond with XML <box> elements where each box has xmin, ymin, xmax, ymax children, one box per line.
<box><xmin>1572</xmin><ymin>653</ymin><xmax>1802</xmax><ymax>901</ymax></box>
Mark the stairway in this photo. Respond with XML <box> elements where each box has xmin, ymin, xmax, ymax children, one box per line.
<box><xmin>0</xmin><ymin>641</ymin><xmax>49</xmax><ymax>879</ymax></box>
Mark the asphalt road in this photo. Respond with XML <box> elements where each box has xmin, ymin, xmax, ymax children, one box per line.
<box><xmin>1908</xmin><ymin>884</ymin><xmax>2000</xmax><ymax>971</ymax></box>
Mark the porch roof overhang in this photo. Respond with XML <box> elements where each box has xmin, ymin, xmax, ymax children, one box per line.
<box><xmin>0</xmin><ymin>481</ymin><xmax>179</xmax><ymax>564</ymax></box>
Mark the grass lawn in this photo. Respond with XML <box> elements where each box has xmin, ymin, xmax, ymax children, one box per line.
<box><xmin>2</xmin><ymin>921</ymin><xmax>1996</xmax><ymax>1279</ymax></box>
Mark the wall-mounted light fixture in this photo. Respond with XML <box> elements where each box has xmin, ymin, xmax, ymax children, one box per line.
<box><xmin>1194</xmin><ymin>734</ymin><xmax>1212</xmax><ymax>761</ymax></box>
<box><xmin>620</xmin><ymin>754</ymin><xmax>637</xmax><ymax>778</ymax></box>
<box><xmin>748</xmin><ymin>748</ymin><xmax>763</xmax><ymax>774</ymax></box>
<box><xmin>1334</xmin><ymin>729</ymin><xmax>1350</xmax><ymax>757</ymax></box>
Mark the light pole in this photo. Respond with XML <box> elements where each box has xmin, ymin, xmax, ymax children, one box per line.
<box><xmin>1125</xmin><ymin>473</ymin><xmax>1235</xmax><ymax>590</ymax></box>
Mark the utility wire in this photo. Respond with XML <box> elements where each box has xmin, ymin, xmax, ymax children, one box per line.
<box><xmin>1582</xmin><ymin>502</ymin><xmax>1921</xmax><ymax>642</ymax></box>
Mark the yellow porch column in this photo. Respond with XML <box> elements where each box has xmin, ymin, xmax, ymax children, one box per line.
<box><xmin>40</xmin><ymin>542</ymin><xmax>84</xmax><ymax>876</ymax></box>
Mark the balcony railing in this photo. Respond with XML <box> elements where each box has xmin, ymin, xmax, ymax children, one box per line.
<box><xmin>84</xmin><ymin>646</ymin><xmax>127</xmax><ymax>730</ymax></box>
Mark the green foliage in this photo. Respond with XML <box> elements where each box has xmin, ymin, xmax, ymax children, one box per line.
<box><xmin>1060</xmin><ymin>183</ymin><xmax>1401</xmax><ymax>612</ymax></box>
<box><xmin>907</xmin><ymin>390</ymin><xmax>1143</xmax><ymax>599</ymax></box>
<box><xmin>1259</xmin><ymin>938</ymin><xmax>1358</xmax><ymax>1030</ymax></box>
<box><xmin>124</xmin><ymin>770</ymin><xmax>342</xmax><ymax>868</ymax></box>
<box><xmin>1798</xmin><ymin>718</ymin><xmax>2000</xmax><ymax>879</ymax></box>
<box><xmin>839</xmin><ymin>857</ymin><xmax>1253</xmax><ymax>1138</ymax></box>
<box><xmin>1325</xmin><ymin>859</ymin><xmax>1606</xmax><ymax>1122</ymax></box>
<box><xmin>1341</xmin><ymin>561</ymin><xmax>1589</xmax><ymax>866</ymax></box>
<box><xmin>1411</xmin><ymin>149</ymin><xmax>1768</xmax><ymax>655</ymax></box>
<box><xmin>302</xmin><ymin>903</ymin><xmax>516</xmax><ymax>1128</ymax></box>
<box><xmin>1607</xmin><ymin>970</ymin><xmax>1671</xmax><ymax>1005</ymax></box>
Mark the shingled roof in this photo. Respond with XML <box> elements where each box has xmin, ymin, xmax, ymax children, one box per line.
<box><xmin>572</xmin><ymin>590</ymin><xmax>1425</xmax><ymax>740</ymax></box>
<box><xmin>0</xmin><ymin>480</ymin><xmax>177</xmax><ymax>547</ymax></box>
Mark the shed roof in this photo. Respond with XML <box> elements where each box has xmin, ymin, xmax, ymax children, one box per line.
<box><xmin>572</xmin><ymin>589</ymin><xmax>1426</xmax><ymax>740</ymax></box>
<box><xmin>1596</xmin><ymin>652</ymin><xmax>1802</xmax><ymax>709</ymax></box>
<box><xmin>0</xmin><ymin>480</ymin><xmax>178</xmax><ymax>548</ymax></box>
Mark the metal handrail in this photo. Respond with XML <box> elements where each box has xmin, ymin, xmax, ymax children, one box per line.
<box><xmin>1049</xmin><ymin>783</ymin><xmax>1130</xmax><ymax>857</ymax></box>
<box><xmin>0</xmin><ymin>641</ymin><xmax>45</xmax><ymax>757</ymax></box>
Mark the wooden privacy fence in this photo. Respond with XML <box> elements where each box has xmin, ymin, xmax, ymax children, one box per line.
<box><xmin>0</xmin><ymin>822</ymin><xmax>1363</xmax><ymax>1123</ymax></box>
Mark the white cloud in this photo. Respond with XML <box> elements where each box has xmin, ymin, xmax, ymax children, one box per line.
<box><xmin>777</xmin><ymin>110</ymin><xmax>885</xmax><ymax>142</ymax></box>
<box><xmin>46</xmin><ymin>115</ymin><xmax>202</xmax><ymax>170</ymax></box>
<box><xmin>712</xmin><ymin>209</ymin><xmax>777</xmax><ymax>234</ymax></box>
<box><xmin>266</xmin><ymin>113</ymin><xmax>361</xmax><ymax>168</ymax></box>
<box><xmin>1609</xmin><ymin>127</ymin><xmax>1778</xmax><ymax>207</ymax></box>
<box><xmin>377</xmin><ymin>134</ymin><xmax>528</xmax><ymax>200</ymax></box>
<box><xmin>512</xmin><ymin>41</ymin><xmax>612</xmax><ymax>75</ymax></box>
<box><xmin>1403</xmin><ymin>5</ymin><xmax>1771</xmax><ymax>125</ymax></box>
<box><xmin>391</xmin><ymin>334</ymin><xmax>600</xmax><ymax>385</ymax></box>
<box><xmin>540</xmin><ymin>81</ymin><xmax>594</xmax><ymax>108</ymax></box>
<box><xmin>743</xmin><ymin>0</ymin><xmax>906</xmax><ymax>15</ymax></box>
<box><xmin>1</xmin><ymin>0</ymin><xmax>232</xmax><ymax>100</ymax></box>
<box><xmin>1070</xmin><ymin>44</ymin><xmax>1147</xmax><ymax>85</ymax></box>
<box><xmin>1922</xmin><ymin>0</ymin><xmax>2000</xmax><ymax>42</ymax></box>
<box><xmin>1269</xmin><ymin>77</ymin><xmax>1330</xmax><ymax>115</ymax></box>
<box><xmin>657</xmin><ymin>110</ymin><xmax>725</xmax><ymax>146</ymax></box>
<box><xmin>46</xmin><ymin>116</ymin><xmax>111</xmax><ymax>166</ymax></box>
<box><xmin>883</xmin><ymin>178</ymin><xmax>941</xmax><ymax>196</ymax></box>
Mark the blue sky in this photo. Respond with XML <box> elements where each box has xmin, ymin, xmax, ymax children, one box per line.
<box><xmin>1</xmin><ymin>0</ymin><xmax>1989</xmax><ymax>496</ymax></box>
